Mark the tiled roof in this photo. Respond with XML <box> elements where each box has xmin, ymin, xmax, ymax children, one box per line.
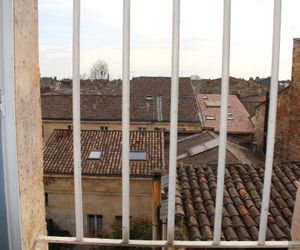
<box><xmin>41</xmin><ymin>95</ymin><xmax>199</xmax><ymax>123</ymax></box>
<box><xmin>165</xmin><ymin>131</ymin><xmax>263</xmax><ymax>165</ymax></box>
<box><xmin>44</xmin><ymin>129</ymin><xmax>165</xmax><ymax>177</ymax></box>
<box><xmin>131</xmin><ymin>76</ymin><xmax>193</xmax><ymax>97</ymax></box>
<box><xmin>175</xmin><ymin>162</ymin><xmax>300</xmax><ymax>241</ymax></box>
<box><xmin>42</xmin><ymin>79</ymin><xmax>122</xmax><ymax>96</ymax></box>
<box><xmin>195</xmin><ymin>94</ymin><xmax>254</xmax><ymax>134</ymax></box>
<box><xmin>41</xmin><ymin>77</ymin><xmax>199</xmax><ymax>123</ymax></box>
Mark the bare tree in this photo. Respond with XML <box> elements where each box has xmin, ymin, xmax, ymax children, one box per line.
<box><xmin>80</xmin><ymin>72</ymin><xmax>88</xmax><ymax>80</ymax></box>
<box><xmin>89</xmin><ymin>59</ymin><xmax>109</xmax><ymax>80</ymax></box>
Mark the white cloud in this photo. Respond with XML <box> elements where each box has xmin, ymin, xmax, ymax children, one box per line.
<box><xmin>39</xmin><ymin>0</ymin><xmax>300</xmax><ymax>80</ymax></box>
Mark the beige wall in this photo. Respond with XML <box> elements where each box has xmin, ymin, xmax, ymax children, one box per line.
<box><xmin>14</xmin><ymin>0</ymin><xmax>47</xmax><ymax>249</ymax></box>
<box><xmin>44</xmin><ymin>175</ymin><xmax>153</xmax><ymax>236</ymax></box>
<box><xmin>43</xmin><ymin>120</ymin><xmax>201</xmax><ymax>142</ymax></box>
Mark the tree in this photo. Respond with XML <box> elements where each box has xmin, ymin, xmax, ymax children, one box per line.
<box><xmin>80</xmin><ymin>72</ymin><xmax>88</xmax><ymax>80</ymax></box>
<box><xmin>89</xmin><ymin>59</ymin><xmax>109</xmax><ymax>80</ymax></box>
<box><xmin>91</xmin><ymin>217</ymin><xmax>152</xmax><ymax>250</ymax></box>
<box><xmin>46</xmin><ymin>219</ymin><xmax>74</xmax><ymax>250</ymax></box>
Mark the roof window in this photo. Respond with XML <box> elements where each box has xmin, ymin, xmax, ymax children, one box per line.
<box><xmin>206</xmin><ymin>115</ymin><xmax>216</xmax><ymax>120</ymax></box>
<box><xmin>88</xmin><ymin>150</ymin><xmax>102</xmax><ymax>160</ymax></box>
<box><xmin>129</xmin><ymin>150</ymin><xmax>146</xmax><ymax>161</ymax></box>
<box><xmin>146</xmin><ymin>95</ymin><xmax>153</xmax><ymax>100</ymax></box>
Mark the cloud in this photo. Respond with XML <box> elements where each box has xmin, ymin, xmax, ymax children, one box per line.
<box><xmin>39</xmin><ymin>0</ymin><xmax>300</xmax><ymax>80</ymax></box>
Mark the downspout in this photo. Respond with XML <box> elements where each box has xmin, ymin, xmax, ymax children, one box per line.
<box><xmin>152</xmin><ymin>173</ymin><xmax>161</xmax><ymax>241</ymax></box>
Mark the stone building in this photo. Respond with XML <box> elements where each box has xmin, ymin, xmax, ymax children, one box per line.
<box><xmin>44</xmin><ymin>129</ymin><xmax>165</xmax><ymax>236</ymax></box>
<box><xmin>41</xmin><ymin>77</ymin><xmax>201</xmax><ymax>141</ymax></box>
<box><xmin>255</xmin><ymin>38</ymin><xmax>300</xmax><ymax>160</ymax></box>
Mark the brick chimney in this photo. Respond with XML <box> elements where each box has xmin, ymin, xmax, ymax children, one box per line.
<box><xmin>287</xmin><ymin>38</ymin><xmax>300</xmax><ymax>159</ymax></box>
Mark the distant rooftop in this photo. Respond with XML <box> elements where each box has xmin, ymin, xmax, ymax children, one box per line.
<box><xmin>165</xmin><ymin>131</ymin><xmax>262</xmax><ymax>165</ymax></box>
<box><xmin>195</xmin><ymin>94</ymin><xmax>254</xmax><ymax>134</ymax></box>
<box><xmin>41</xmin><ymin>77</ymin><xmax>199</xmax><ymax>123</ymax></box>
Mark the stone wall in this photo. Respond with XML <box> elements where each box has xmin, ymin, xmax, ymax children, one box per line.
<box><xmin>254</xmin><ymin>38</ymin><xmax>300</xmax><ymax>161</ymax></box>
<box><xmin>42</xmin><ymin>121</ymin><xmax>201</xmax><ymax>142</ymax></box>
<box><xmin>14</xmin><ymin>0</ymin><xmax>47</xmax><ymax>249</ymax></box>
<box><xmin>288</xmin><ymin>38</ymin><xmax>300</xmax><ymax>160</ymax></box>
<box><xmin>44</xmin><ymin>175</ymin><xmax>153</xmax><ymax>236</ymax></box>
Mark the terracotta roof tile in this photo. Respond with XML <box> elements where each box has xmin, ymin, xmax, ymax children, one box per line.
<box><xmin>42</xmin><ymin>77</ymin><xmax>199</xmax><ymax>123</ymax></box>
<box><xmin>195</xmin><ymin>94</ymin><xmax>254</xmax><ymax>134</ymax></box>
<box><xmin>175</xmin><ymin>162</ymin><xmax>300</xmax><ymax>241</ymax></box>
<box><xmin>44</xmin><ymin>129</ymin><xmax>165</xmax><ymax>177</ymax></box>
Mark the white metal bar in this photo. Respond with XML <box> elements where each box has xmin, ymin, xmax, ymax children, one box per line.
<box><xmin>258</xmin><ymin>0</ymin><xmax>282</xmax><ymax>244</ymax></box>
<box><xmin>37</xmin><ymin>237</ymin><xmax>300</xmax><ymax>248</ymax></box>
<box><xmin>213</xmin><ymin>0</ymin><xmax>231</xmax><ymax>245</ymax></box>
<box><xmin>0</xmin><ymin>0</ymin><xmax>23</xmax><ymax>249</ymax></box>
<box><xmin>122</xmin><ymin>0</ymin><xmax>131</xmax><ymax>243</ymax></box>
<box><xmin>167</xmin><ymin>0</ymin><xmax>180</xmax><ymax>244</ymax></box>
<box><xmin>72</xmin><ymin>0</ymin><xmax>84</xmax><ymax>240</ymax></box>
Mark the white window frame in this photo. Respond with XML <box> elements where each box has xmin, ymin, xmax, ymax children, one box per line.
<box><xmin>32</xmin><ymin>0</ymin><xmax>300</xmax><ymax>248</ymax></box>
<box><xmin>0</xmin><ymin>0</ymin><xmax>22</xmax><ymax>249</ymax></box>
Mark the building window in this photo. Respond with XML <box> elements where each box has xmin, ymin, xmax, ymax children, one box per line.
<box><xmin>115</xmin><ymin>215</ymin><xmax>122</xmax><ymax>223</ymax></box>
<box><xmin>129</xmin><ymin>150</ymin><xmax>147</xmax><ymax>161</ymax></box>
<box><xmin>138</xmin><ymin>127</ymin><xmax>146</xmax><ymax>131</ymax></box>
<box><xmin>88</xmin><ymin>150</ymin><xmax>102</xmax><ymax>160</ymax></box>
<box><xmin>45</xmin><ymin>193</ymin><xmax>48</xmax><ymax>207</ymax></box>
<box><xmin>206</xmin><ymin>115</ymin><xmax>216</xmax><ymax>120</ymax></box>
<box><xmin>115</xmin><ymin>215</ymin><xmax>132</xmax><ymax>223</ymax></box>
<box><xmin>100</xmin><ymin>126</ymin><xmax>108</xmax><ymax>131</ymax></box>
<box><xmin>88</xmin><ymin>215</ymin><xmax>103</xmax><ymax>234</ymax></box>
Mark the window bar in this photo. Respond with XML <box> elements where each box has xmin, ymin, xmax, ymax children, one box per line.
<box><xmin>258</xmin><ymin>0</ymin><xmax>282</xmax><ymax>245</ymax></box>
<box><xmin>72</xmin><ymin>0</ymin><xmax>84</xmax><ymax>240</ymax></box>
<box><xmin>122</xmin><ymin>0</ymin><xmax>131</xmax><ymax>243</ymax></box>
<box><xmin>213</xmin><ymin>0</ymin><xmax>231</xmax><ymax>245</ymax></box>
<box><xmin>167</xmin><ymin>0</ymin><xmax>180</xmax><ymax>244</ymax></box>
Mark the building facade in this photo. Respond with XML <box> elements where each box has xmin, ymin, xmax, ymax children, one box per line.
<box><xmin>44</xmin><ymin>129</ymin><xmax>165</xmax><ymax>236</ymax></box>
<box><xmin>255</xmin><ymin>38</ymin><xmax>300</xmax><ymax>160</ymax></box>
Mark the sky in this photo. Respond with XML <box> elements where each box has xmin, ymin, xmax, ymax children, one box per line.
<box><xmin>39</xmin><ymin>0</ymin><xmax>300</xmax><ymax>80</ymax></box>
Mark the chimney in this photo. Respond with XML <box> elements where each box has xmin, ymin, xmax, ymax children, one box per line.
<box><xmin>156</xmin><ymin>96</ymin><xmax>163</xmax><ymax>122</ymax></box>
<box><xmin>287</xmin><ymin>38</ymin><xmax>300</xmax><ymax>160</ymax></box>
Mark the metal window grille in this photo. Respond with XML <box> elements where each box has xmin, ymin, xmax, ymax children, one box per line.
<box><xmin>1</xmin><ymin>0</ymin><xmax>299</xmax><ymax>248</ymax></box>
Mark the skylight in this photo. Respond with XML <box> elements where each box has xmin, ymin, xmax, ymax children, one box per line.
<box><xmin>129</xmin><ymin>150</ymin><xmax>146</xmax><ymax>160</ymax></box>
<box><xmin>88</xmin><ymin>150</ymin><xmax>102</xmax><ymax>160</ymax></box>
<box><xmin>206</xmin><ymin>115</ymin><xmax>216</xmax><ymax>120</ymax></box>
<box><xmin>146</xmin><ymin>95</ymin><xmax>153</xmax><ymax>100</ymax></box>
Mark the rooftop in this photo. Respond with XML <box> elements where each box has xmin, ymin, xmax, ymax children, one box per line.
<box><xmin>41</xmin><ymin>94</ymin><xmax>199</xmax><ymax>123</ymax></box>
<box><xmin>165</xmin><ymin>131</ymin><xmax>263</xmax><ymax>165</ymax></box>
<box><xmin>175</xmin><ymin>162</ymin><xmax>300</xmax><ymax>241</ymax></box>
<box><xmin>44</xmin><ymin>129</ymin><xmax>165</xmax><ymax>177</ymax></box>
<box><xmin>195</xmin><ymin>94</ymin><xmax>254</xmax><ymax>134</ymax></box>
